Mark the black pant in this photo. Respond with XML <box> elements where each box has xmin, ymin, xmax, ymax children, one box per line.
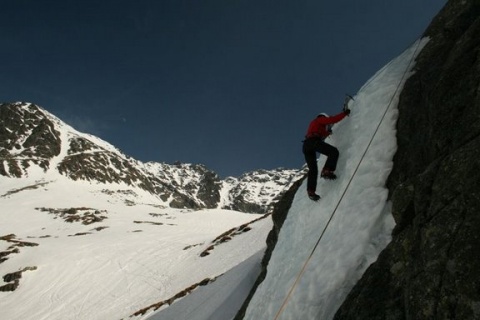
<box><xmin>302</xmin><ymin>138</ymin><xmax>339</xmax><ymax>192</ymax></box>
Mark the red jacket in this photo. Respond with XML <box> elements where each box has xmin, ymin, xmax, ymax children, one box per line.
<box><xmin>305</xmin><ymin>111</ymin><xmax>348</xmax><ymax>139</ymax></box>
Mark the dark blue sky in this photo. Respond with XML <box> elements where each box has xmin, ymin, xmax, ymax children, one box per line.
<box><xmin>1</xmin><ymin>0</ymin><xmax>446</xmax><ymax>177</ymax></box>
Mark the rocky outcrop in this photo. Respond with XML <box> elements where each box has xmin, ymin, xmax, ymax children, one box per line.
<box><xmin>0</xmin><ymin>103</ymin><xmax>61</xmax><ymax>176</ymax></box>
<box><xmin>145</xmin><ymin>162</ymin><xmax>223</xmax><ymax>209</ymax></box>
<box><xmin>334</xmin><ymin>1</ymin><xmax>480</xmax><ymax>319</ymax></box>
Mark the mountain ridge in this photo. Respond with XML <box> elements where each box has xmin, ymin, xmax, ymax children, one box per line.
<box><xmin>0</xmin><ymin>102</ymin><xmax>304</xmax><ymax>213</ymax></box>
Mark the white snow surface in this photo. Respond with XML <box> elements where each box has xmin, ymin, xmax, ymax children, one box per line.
<box><xmin>147</xmin><ymin>250</ymin><xmax>265</xmax><ymax>320</ymax></box>
<box><xmin>0</xmin><ymin>173</ymin><xmax>272</xmax><ymax>320</ymax></box>
<box><xmin>1</xmin><ymin>38</ymin><xmax>428</xmax><ymax>320</ymax></box>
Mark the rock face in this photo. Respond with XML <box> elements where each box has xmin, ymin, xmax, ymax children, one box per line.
<box><xmin>0</xmin><ymin>103</ymin><xmax>61</xmax><ymax>176</ymax></box>
<box><xmin>334</xmin><ymin>1</ymin><xmax>480</xmax><ymax>319</ymax></box>
<box><xmin>0</xmin><ymin>102</ymin><xmax>303</xmax><ymax>213</ymax></box>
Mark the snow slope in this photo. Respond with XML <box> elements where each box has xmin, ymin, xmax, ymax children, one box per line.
<box><xmin>145</xmin><ymin>242</ymin><xmax>265</xmax><ymax>320</ymax></box>
<box><xmin>0</xmin><ymin>174</ymin><xmax>272</xmax><ymax>320</ymax></box>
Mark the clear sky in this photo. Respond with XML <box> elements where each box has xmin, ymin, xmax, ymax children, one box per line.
<box><xmin>1</xmin><ymin>0</ymin><xmax>446</xmax><ymax>177</ymax></box>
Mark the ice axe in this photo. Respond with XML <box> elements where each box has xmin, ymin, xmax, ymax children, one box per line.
<box><xmin>343</xmin><ymin>94</ymin><xmax>354</xmax><ymax>112</ymax></box>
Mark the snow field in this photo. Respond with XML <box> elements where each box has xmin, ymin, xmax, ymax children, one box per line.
<box><xmin>0</xmin><ymin>174</ymin><xmax>271</xmax><ymax>320</ymax></box>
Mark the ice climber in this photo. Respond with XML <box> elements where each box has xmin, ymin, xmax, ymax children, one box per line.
<box><xmin>302</xmin><ymin>107</ymin><xmax>350</xmax><ymax>201</ymax></box>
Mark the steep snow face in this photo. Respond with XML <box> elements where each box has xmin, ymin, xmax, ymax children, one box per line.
<box><xmin>242</xmin><ymin>38</ymin><xmax>429</xmax><ymax>320</ymax></box>
<box><xmin>0</xmin><ymin>102</ymin><xmax>302</xmax><ymax>213</ymax></box>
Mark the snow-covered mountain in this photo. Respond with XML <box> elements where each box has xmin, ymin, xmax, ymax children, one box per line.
<box><xmin>0</xmin><ymin>102</ymin><xmax>304</xmax><ymax>213</ymax></box>
<box><xmin>0</xmin><ymin>102</ymin><xmax>304</xmax><ymax>320</ymax></box>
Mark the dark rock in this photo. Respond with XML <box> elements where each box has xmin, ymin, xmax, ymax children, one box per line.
<box><xmin>335</xmin><ymin>1</ymin><xmax>480</xmax><ymax>319</ymax></box>
<box><xmin>3</xmin><ymin>270</ymin><xmax>22</xmax><ymax>283</ymax></box>
<box><xmin>197</xmin><ymin>172</ymin><xmax>222</xmax><ymax>208</ymax></box>
<box><xmin>0</xmin><ymin>280</ymin><xmax>19</xmax><ymax>292</ymax></box>
<box><xmin>0</xmin><ymin>102</ymin><xmax>61</xmax><ymax>177</ymax></box>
